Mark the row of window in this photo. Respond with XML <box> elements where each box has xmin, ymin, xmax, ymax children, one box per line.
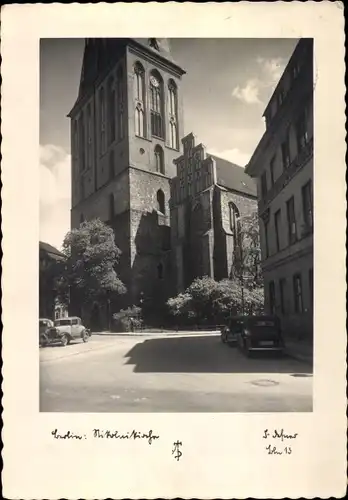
<box><xmin>134</xmin><ymin>63</ymin><xmax>178</xmax><ymax>148</ymax></box>
<box><xmin>261</xmin><ymin>104</ymin><xmax>310</xmax><ymax>198</ymax></box>
<box><xmin>264</xmin><ymin>58</ymin><xmax>302</xmax><ymax>129</ymax></box>
<box><xmin>269</xmin><ymin>268</ymin><xmax>313</xmax><ymax>316</ymax></box>
<box><xmin>107</xmin><ymin>188</ymin><xmax>166</xmax><ymax>221</ymax></box>
<box><xmin>80</xmin><ymin>188</ymin><xmax>166</xmax><ymax>227</ymax></box>
<box><xmin>78</xmin><ymin>143</ymin><xmax>166</xmax><ymax>202</ymax></box>
<box><xmin>264</xmin><ymin>179</ymin><xmax>312</xmax><ymax>258</ymax></box>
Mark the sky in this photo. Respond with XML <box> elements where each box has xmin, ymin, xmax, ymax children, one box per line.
<box><xmin>40</xmin><ymin>37</ymin><xmax>298</xmax><ymax>249</ymax></box>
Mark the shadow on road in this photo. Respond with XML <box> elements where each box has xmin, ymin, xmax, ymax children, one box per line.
<box><xmin>124</xmin><ymin>335</ymin><xmax>312</xmax><ymax>374</ymax></box>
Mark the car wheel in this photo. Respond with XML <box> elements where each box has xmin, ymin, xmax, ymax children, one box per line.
<box><xmin>61</xmin><ymin>335</ymin><xmax>69</xmax><ymax>347</ymax></box>
<box><xmin>40</xmin><ymin>335</ymin><xmax>48</xmax><ymax>347</ymax></box>
<box><xmin>82</xmin><ymin>330</ymin><xmax>89</xmax><ymax>343</ymax></box>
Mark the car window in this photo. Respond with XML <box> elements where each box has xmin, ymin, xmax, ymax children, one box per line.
<box><xmin>72</xmin><ymin>319</ymin><xmax>78</xmax><ymax>325</ymax></box>
<box><xmin>54</xmin><ymin>319</ymin><xmax>71</xmax><ymax>326</ymax></box>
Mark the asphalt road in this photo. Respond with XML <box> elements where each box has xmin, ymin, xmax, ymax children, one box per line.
<box><xmin>40</xmin><ymin>333</ymin><xmax>313</xmax><ymax>413</ymax></box>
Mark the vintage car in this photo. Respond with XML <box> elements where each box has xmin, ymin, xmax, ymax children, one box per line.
<box><xmin>236</xmin><ymin>315</ymin><xmax>284</xmax><ymax>356</ymax></box>
<box><xmin>40</xmin><ymin>316</ymin><xmax>91</xmax><ymax>347</ymax></box>
<box><xmin>39</xmin><ymin>318</ymin><xmax>54</xmax><ymax>344</ymax></box>
<box><xmin>221</xmin><ymin>316</ymin><xmax>245</xmax><ymax>346</ymax></box>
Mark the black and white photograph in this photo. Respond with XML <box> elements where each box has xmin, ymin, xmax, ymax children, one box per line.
<box><xmin>39</xmin><ymin>36</ymin><xmax>314</xmax><ymax>413</ymax></box>
<box><xmin>2</xmin><ymin>3</ymin><xmax>346</xmax><ymax>499</ymax></box>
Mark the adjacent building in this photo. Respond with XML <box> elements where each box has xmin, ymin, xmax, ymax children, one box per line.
<box><xmin>170</xmin><ymin>132</ymin><xmax>257</xmax><ymax>294</ymax></box>
<box><xmin>39</xmin><ymin>241</ymin><xmax>67</xmax><ymax>319</ymax></box>
<box><xmin>245</xmin><ymin>39</ymin><xmax>313</xmax><ymax>342</ymax></box>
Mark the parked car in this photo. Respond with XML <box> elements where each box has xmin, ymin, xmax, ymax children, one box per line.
<box><xmin>236</xmin><ymin>315</ymin><xmax>284</xmax><ymax>356</ymax></box>
<box><xmin>39</xmin><ymin>318</ymin><xmax>54</xmax><ymax>346</ymax></box>
<box><xmin>41</xmin><ymin>316</ymin><xmax>91</xmax><ymax>347</ymax></box>
<box><xmin>221</xmin><ymin>316</ymin><xmax>245</xmax><ymax>346</ymax></box>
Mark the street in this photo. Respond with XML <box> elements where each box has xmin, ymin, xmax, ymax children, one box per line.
<box><xmin>40</xmin><ymin>333</ymin><xmax>313</xmax><ymax>412</ymax></box>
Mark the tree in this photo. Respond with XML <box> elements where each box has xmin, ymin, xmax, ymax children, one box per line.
<box><xmin>57</xmin><ymin>219</ymin><xmax>126</xmax><ymax>310</ymax></box>
<box><xmin>231</xmin><ymin>210</ymin><xmax>264</xmax><ymax>314</ymax></box>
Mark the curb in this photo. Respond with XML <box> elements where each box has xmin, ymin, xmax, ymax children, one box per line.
<box><xmin>93</xmin><ymin>331</ymin><xmax>221</xmax><ymax>337</ymax></box>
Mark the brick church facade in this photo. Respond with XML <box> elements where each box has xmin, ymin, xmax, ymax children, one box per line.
<box><xmin>68</xmin><ymin>38</ymin><xmax>257</xmax><ymax>318</ymax></box>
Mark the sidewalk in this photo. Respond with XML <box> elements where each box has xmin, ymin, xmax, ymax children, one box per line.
<box><xmin>284</xmin><ymin>339</ymin><xmax>313</xmax><ymax>365</ymax></box>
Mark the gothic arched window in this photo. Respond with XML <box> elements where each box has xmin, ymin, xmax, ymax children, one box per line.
<box><xmin>109</xmin><ymin>193</ymin><xmax>115</xmax><ymax>220</ymax></box>
<box><xmin>168</xmin><ymin>80</ymin><xmax>178</xmax><ymax>149</ymax></box>
<box><xmin>229</xmin><ymin>202</ymin><xmax>241</xmax><ymax>245</ymax></box>
<box><xmin>109</xmin><ymin>150</ymin><xmax>115</xmax><ymax>180</ymax></box>
<box><xmin>116</xmin><ymin>66</ymin><xmax>124</xmax><ymax>140</ymax></box>
<box><xmin>150</xmin><ymin>71</ymin><xmax>163</xmax><ymax>138</ymax></box>
<box><xmin>134</xmin><ymin>62</ymin><xmax>145</xmax><ymax>138</ymax></box>
<box><xmin>154</xmin><ymin>145</ymin><xmax>164</xmax><ymax>174</ymax></box>
<box><xmin>107</xmin><ymin>76</ymin><xmax>116</xmax><ymax>144</ymax></box>
<box><xmin>78</xmin><ymin>112</ymin><xmax>85</xmax><ymax>171</ymax></box>
<box><xmin>99</xmin><ymin>87</ymin><xmax>106</xmax><ymax>155</ymax></box>
<box><xmin>156</xmin><ymin>189</ymin><xmax>165</xmax><ymax>214</ymax></box>
<box><xmin>157</xmin><ymin>262</ymin><xmax>164</xmax><ymax>280</ymax></box>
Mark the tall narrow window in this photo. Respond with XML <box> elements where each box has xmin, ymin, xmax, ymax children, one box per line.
<box><xmin>73</xmin><ymin>120</ymin><xmax>79</xmax><ymax>177</ymax></box>
<box><xmin>270</xmin><ymin>155</ymin><xmax>275</xmax><ymax>186</ymax></box>
<box><xmin>99</xmin><ymin>87</ymin><xmax>106</xmax><ymax>155</ymax></box>
<box><xmin>109</xmin><ymin>193</ymin><xmax>115</xmax><ymax>220</ymax></box>
<box><xmin>279</xmin><ymin>278</ymin><xmax>286</xmax><ymax>315</ymax></box>
<box><xmin>154</xmin><ymin>145</ymin><xmax>164</xmax><ymax>174</ymax></box>
<box><xmin>269</xmin><ymin>281</ymin><xmax>276</xmax><ymax>315</ymax></box>
<box><xmin>274</xmin><ymin>209</ymin><xmax>281</xmax><ymax>252</ymax></box>
<box><xmin>78</xmin><ymin>112</ymin><xmax>85</xmax><ymax>171</ymax></box>
<box><xmin>229</xmin><ymin>203</ymin><xmax>241</xmax><ymax>247</ymax></box>
<box><xmin>109</xmin><ymin>150</ymin><xmax>115</xmax><ymax>180</ymax></box>
<box><xmin>296</xmin><ymin>106</ymin><xmax>309</xmax><ymax>152</ymax></box>
<box><xmin>134</xmin><ymin>63</ymin><xmax>145</xmax><ymax>138</ymax></box>
<box><xmin>107</xmin><ymin>77</ymin><xmax>116</xmax><ymax>144</ymax></box>
<box><xmin>157</xmin><ymin>189</ymin><xmax>165</xmax><ymax>214</ymax></box>
<box><xmin>80</xmin><ymin>176</ymin><xmax>85</xmax><ymax>201</ymax></box>
<box><xmin>286</xmin><ymin>196</ymin><xmax>297</xmax><ymax>245</ymax></box>
<box><xmin>264</xmin><ymin>220</ymin><xmax>269</xmax><ymax>259</ymax></box>
<box><xmin>150</xmin><ymin>72</ymin><xmax>163</xmax><ymax>138</ymax></box>
<box><xmin>293</xmin><ymin>274</ymin><xmax>303</xmax><ymax>313</ymax></box>
<box><xmin>80</xmin><ymin>213</ymin><xmax>85</xmax><ymax>224</ymax></box>
<box><xmin>309</xmin><ymin>268</ymin><xmax>313</xmax><ymax>309</ymax></box>
<box><xmin>116</xmin><ymin>67</ymin><xmax>124</xmax><ymax>140</ymax></box>
<box><xmin>157</xmin><ymin>262</ymin><xmax>164</xmax><ymax>280</ymax></box>
<box><xmin>281</xmin><ymin>131</ymin><xmax>291</xmax><ymax>169</ymax></box>
<box><xmin>302</xmin><ymin>180</ymin><xmax>313</xmax><ymax>230</ymax></box>
<box><xmin>87</xmin><ymin>104</ymin><xmax>92</xmax><ymax>169</ymax></box>
<box><xmin>261</xmin><ymin>172</ymin><xmax>268</xmax><ymax>199</ymax></box>
<box><xmin>168</xmin><ymin>80</ymin><xmax>178</xmax><ymax>149</ymax></box>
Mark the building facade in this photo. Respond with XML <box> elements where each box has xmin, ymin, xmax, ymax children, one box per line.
<box><xmin>170</xmin><ymin>132</ymin><xmax>257</xmax><ymax>294</ymax></box>
<box><xmin>245</xmin><ymin>39</ymin><xmax>313</xmax><ymax>342</ymax></box>
<box><xmin>39</xmin><ymin>241</ymin><xmax>68</xmax><ymax>319</ymax></box>
<box><xmin>68</xmin><ymin>38</ymin><xmax>185</xmax><ymax>309</ymax></box>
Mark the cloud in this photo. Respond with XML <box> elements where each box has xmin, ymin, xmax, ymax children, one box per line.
<box><xmin>231</xmin><ymin>79</ymin><xmax>262</xmax><ymax>105</ymax></box>
<box><xmin>257</xmin><ymin>56</ymin><xmax>286</xmax><ymax>89</ymax></box>
<box><xmin>232</xmin><ymin>57</ymin><xmax>287</xmax><ymax>105</ymax></box>
<box><xmin>208</xmin><ymin>147</ymin><xmax>252</xmax><ymax>168</ymax></box>
<box><xmin>40</xmin><ymin>144</ymin><xmax>71</xmax><ymax>250</ymax></box>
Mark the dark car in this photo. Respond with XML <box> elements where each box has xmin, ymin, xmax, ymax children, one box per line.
<box><xmin>236</xmin><ymin>315</ymin><xmax>284</xmax><ymax>356</ymax></box>
<box><xmin>221</xmin><ymin>316</ymin><xmax>245</xmax><ymax>346</ymax></box>
<box><xmin>39</xmin><ymin>318</ymin><xmax>54</xmax><ymax>346</ymax></box>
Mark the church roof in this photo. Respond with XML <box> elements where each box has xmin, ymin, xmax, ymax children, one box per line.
<box><xmin>39</xmin><ymin>241</ymin><xmax>65</xmax><ymax>259</ymax></box>
<box><xmin>209</xmin><ymin>155</ymin><xmax>257</xmax><ymax>198</ymax></box>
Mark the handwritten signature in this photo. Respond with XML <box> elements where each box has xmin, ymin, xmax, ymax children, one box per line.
<box><xmin>172</xmin><ymin>440</ymin><xmax>182</xmax><ymax>461</ymax></box>
<box><xmin>263</xmin><ymin>428</ymin><xmax>298</xmax><ymax>456</ymax></box>
<box><xmin>51</xmin><ymin>428</ymin><xmax>159</xmax><ymax>445</ymax></box>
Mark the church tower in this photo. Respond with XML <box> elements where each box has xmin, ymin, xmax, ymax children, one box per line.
<box><xmin>68</xmin><ymin>38</ymin><xmax>186</xmax><ymax>309</ymax></box>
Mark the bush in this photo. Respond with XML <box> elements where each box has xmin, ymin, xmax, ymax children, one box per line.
<box><xmin>112</xmin><ymin>305</ymin><xmax>142</xmax><ymax>332</ymax></box>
